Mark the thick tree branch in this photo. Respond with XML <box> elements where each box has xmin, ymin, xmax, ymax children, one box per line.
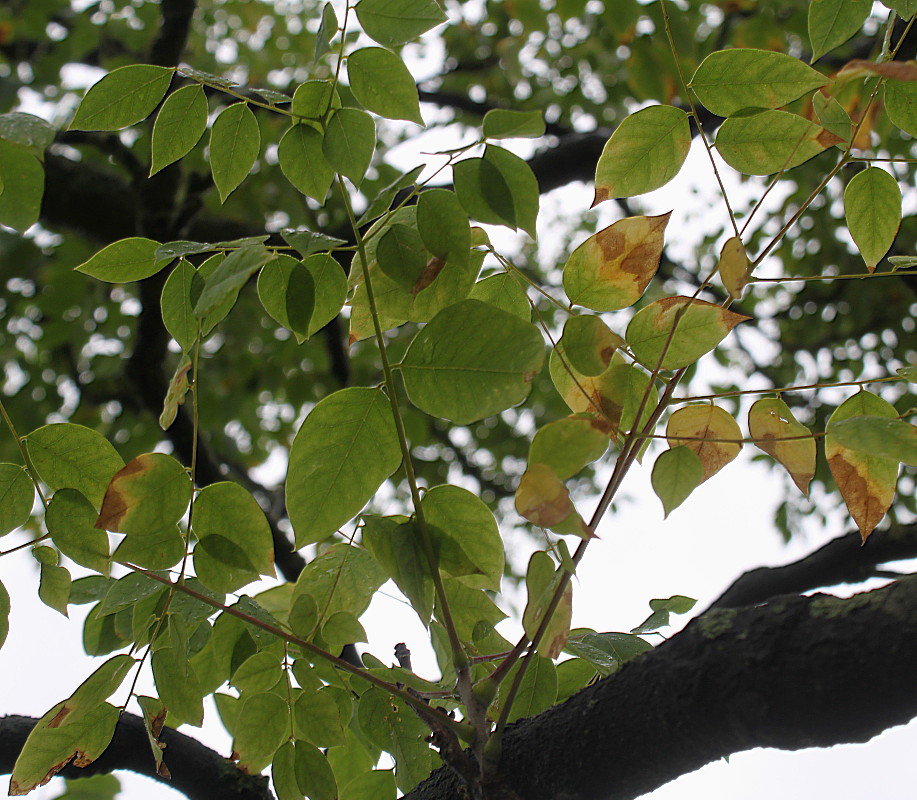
<box><xmin>405</xmin><ymin>575</ymin><xmax>917</xmax><ymax>800</ymax></box>
<box><xmin>0</xmin><ymin>713</ymin><xmax>271</xmax><ymax>800</ymax></box>
<box><xmin>711</xmin><ymin>523</ymin><xmax>917</xmax><ymax>610</ymax></box>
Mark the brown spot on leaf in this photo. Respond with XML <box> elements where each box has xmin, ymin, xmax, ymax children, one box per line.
<box><xmin>840</xmin><ymin>59</ymin><xmax>917</xmax><ymax>82</ymax></box>
<box><xmin>827</xmin><ymin>453</ymin><xmax>891</xmax><ymax>543</ymax></box>
<box><xmin>94</xmin><ymin>457</ymin><xmax>147</xmax><ymax>531</ymax></box>
<box><xmin>815</xmin><ymin>128</ymin><xmax>844</xmax><ymax>149</ymax></box>
<box><xmin>46</xmin><ymin>704</ymin><xmax>72</xmax><ymax>729</ymax></box>
<box><xmin>592</xmin><ymin>187</ymin><xmax>610</xmax><ymax>207</ymax></box>
<box><xmin>411</xmin><ymin>256</ymin><xmax>446</xmax><ymax>296</ymax></box>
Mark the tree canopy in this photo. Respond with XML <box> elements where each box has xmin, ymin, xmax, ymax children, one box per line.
<box><xmin>2</xmin><ymin>0</ymin><xmax>917</xmax><ymax>798</ymax></box>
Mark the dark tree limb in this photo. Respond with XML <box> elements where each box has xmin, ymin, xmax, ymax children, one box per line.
<box><xmin>0</xmin><ymin>713</ymin><xmax>271</xmax><ymax>800</ymax></box>
<box><xmin>710</xmin><ymin>523</ymin><xmax>917</xmax><ymax>610</ymax></box>
<box><xmin>405</xmin><ymin>574</ymin><xmax>917</xmax><ymax>800</ymax></box>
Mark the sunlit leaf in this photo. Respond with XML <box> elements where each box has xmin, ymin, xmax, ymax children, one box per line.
<box><xmin>825</xmin><ymin>391</ymin><xmax>899</xmax><ymax>542</ymax></box>
<box><xmin>715</xmin><ymin>110</ymin><xmax>842</xmax><ymax>175</ymax></box>
<box><xmin>355</xmin><ymin>0</ymin><xmax>447</xmax><ymax>47</ymax></box>
<box><xmin>592</xmin><ymin>106</ymin><xmax>689</xmax><ymax>203</ymax></box>
<box><xmin>564</xmin><ymin>213</ymin><xmax>669</xmax><ymax>311</ymax></box>
<box><xmin>400</xmin><ymin>299</ymin><xmax>545</xmax><ymax>423</ymax></box>
<box><xmin>159</xmin><ymin>260</ymin><xmax>202</xmax><ymax>349</ymax></box>
<box><xmin>651</xmin><ymin>445</ymin><xmax>703</xmax><ymax>517</ymax></box>
<box><xmin>291</xmin><ymin>544</ymin><xmax>388</xmax><ymax>622</ymax></box>
<box><xmin>808</xmin><ymin>0</ymin><xmax>871</xmax><ymax>62</ymax></box>
<box><xmin>884</xmin><ymin>80</ymin><xmax>917</xmax><ymax>137</ymax></box>
<box><xmin>812</xmin><ymin>93</ymin><xmax>853</xmax><ymax>143</ymax></box>
<box><xmin>717</xmin><ymin>236</ymin><xmax>750</xmax><ymax>300</ymax></box>
<box><xmin>70</xmin><ymin>64</ymin><xmax>173</xmax><ymax>131</ymax></box>
<box><xmin>691</xmin><ymin>49</ymin><xmax>828</xmax><ymax>116</ymax></box>
<box><xmin>515</xmin><ymin>463</ymin><xmax>591</xmax><ymax>538</ymax></box>
<box><xmin>626</xmin><ymin>296</ymin><xmax>750</xmax><ymax>370</ymax></box>
<box><xmin>193</xmin><ymin>244</ymin><xmax>275</xmax><ymax>319</ymax></box>
<box><xmin>844</xmin><ymin>167</ymin><xmax>901</xmax><ymax>272</ymax></box>
<box><xmin>46</xmin><ymin>489</ymin><xmax>110</xmax><ymax>574</ymax></box>
<box><xmin>469</xmin><ymin>272</ymin><xmax>530</xmax><ymax>319</ymax></box>
<box><xmin>885</xmin><ymin>0</ymin><xmax>917</xmax><ymax>20</ymax></box>
<box><xmin>26</xmin><ymin>424</ymin><xmax>124</xmax><ymax>509</ymax></box>
<box><xmin>483</xmin><ymin>109</ymin><xmax>545</xmax><ymax>139</ymax></box>
<box><xmin>287</xmin><ymin>387</ymin><xmax>402</xmax><ymax>547</ymax></box>
<box><xmin>748</xmin><ymin>398</ymin><xmax>816</xmax><ymax>495</ymax></box>
<box><xmin>75</xmin><ymin>237</ymin><xmax>171</xmax><ymax>283</ymax></box>
<box><xmin>529</xmin><ymin>414</ymin><xmax>610</xmax><ymax>479</ymax></box>
<box><xmin>666</xmin><ymin>404</ymin><xmax>742</xmax><ymax>482</ymax></box>
<box><xmin>95</xmin><ymin>453</ymin><xmax>192</xmax><ymax>534</ymax></box>
<box><xmin>828</xmin><ymin>415</ymin><xmax>917</xmax><ymax>465</ymax></box>
<box><xmin>348</xmin><ymin>47</ymin><xmax>423</xmax><ymax>124</ymax></box>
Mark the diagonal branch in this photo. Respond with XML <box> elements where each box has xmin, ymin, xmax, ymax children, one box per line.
<box><xmin>404</xmin><ymin>574</ymin><xmax>917</xmax><ymax>800</ymax></box>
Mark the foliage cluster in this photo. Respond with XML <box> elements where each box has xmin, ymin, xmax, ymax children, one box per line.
<box><xmin>2</xmin><ymin>0</ymin><xmax>917</xmax><ymax>798</ymax></box>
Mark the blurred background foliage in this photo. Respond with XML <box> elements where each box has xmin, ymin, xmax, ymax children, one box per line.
<box><xmin>1</xmin><ymin>0</ymin><xmax>916</xmax><ymax>554</ymax></box>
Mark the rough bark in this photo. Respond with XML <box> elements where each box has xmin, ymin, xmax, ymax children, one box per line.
<box><xmin>0</xmin><ymin>713</ymin><xmax>271</xmax><ymax>800</ymax></box>
<box><xmin>405</xmin><ymin>574</ymin><xmax>917</xmax><ymax>800</ymax></box>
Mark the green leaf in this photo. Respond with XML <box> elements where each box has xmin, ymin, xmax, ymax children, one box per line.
<box><xmin>521</xmin><ymin>549</ymin><xmax>574</xmax><ymax>656</ymax></box>
<box><xmin>294</xmin><ymin>686</ymin><xmax>348</xmax><ymax>747</ymax></box>
<box><xmin>357</xmin><ymin>164</ymin><xmax>424</xmax><ymax>226</ymax></box>
<box><xmin>39</xmin><ymin>563</ymin><xmax>71</xmax><ymax>616</ymax></box>
<box><xmin>844</xmin><ymin>167</ymin><xmax>901</xmax><ymax>271</ymax></box>
<box><xmin>293</xmin><ymin>740</ymin><xmax>338</xmax><ymax>800</ymax></box>
<box><xmin>233</xmin><ymin>692</ymin><xmax>289</xmax><ymax>770</ymax></box>
<box><xmin>651</xmin><ymin>445</ymin><xmax>704</xmax><ymax>517</ymax></box>
<box><xmin>304</xmin><ymin>254</ymin><xmax>348</xmax><ymax>335</ymax></box>
<box><xmin>563</xmin><ymin>213</ymin><xmax>670</xmax><ymax>311</ymax></box>
<box><xmin>884</xmin><ymin>80</ymin><xmax>917</xmax><ymax>137</ymax></box>
<box><xmin>417</xmin><ymin>188</ymin><xmax>470</xmax><ymax>266</ymax></box>
<box><xmin>348</xmin><ymin>47</ymin><xmax>423</xmax><ymax>124</ymax></box>
<box><xmin>0</xmin><ymin>139</ymin><xmax>43</xmax><ymax>232</ymax></box>
<box><xmin>321</xmin><ymin>610</ymin><xmax>367</xmax><ymax>648</ymax></box>
<box><xmin>625</xmin><ymin>296</ymin><xmax>750</xmax><ymax>370</ymax></box>
<box><xmin>441</xmin><ymin>578</ymin><xmax>507</xmax><ymax>641</ymax></box>
<box><xmin>193</xmin><ymin>244</ymin><xmax>275</xmax><ymax>319</ymax></box>
<box><xmin>70</xmin><ymin>64</ymin><xmax>173</xmax><ymax>131</ymax></box>
<box><xmin>150</xmin><ymin>84</ymin><xmax>208</xmax><ymax>176</ymax></box>
<box><xmin>592</xmin><ymin>105</ymin><xmax>690</xmax><ymax>203</ymax></box>
<box><xmin>112</xmin><ymin>525</ymin><xmax>185</xmax><ymax>570</ymax></box>
<box><xmin>257</xmin><ymin>254</ymin><xmax>316</xmax><ymax>339</ymax></box>
<box><xmin>315</xmin><ymin>3</ymin><xmax>339</xmax><ymax>60</ymax></box>
<box><xmin>0</xmin><ymin>578</ymin><xmax>9</xmax><ymax>650</ymax></box>
<box><xmin>422</xmin><ymin>484</ymin><xmax>504</xmax><ymax>589</ymax></box>
<box><xmin>46</xmin><ymin>489</ymin><xmax>110</xmax><ymax>574</ymax></box>
<box><xmin>322</xmin><ymin>108</ymin><xmax>375</xmax><ymax>184</ymax></box>
<box><xmin>292</xmin><ymin>81</ymin><xmax>338</xmax><ymax>119</ymax></box>
<box><xmin>483</xmin><ymin>108</ymin><xmax>545</xmax><ymax>139</ymax></box>
<box><xmin>160</xmin><ymin>260</ymin><xmax>201</xmax><ymax>351</ymax></box>
<box><xmin>362</xmin><ymin>516</ymin><xmax>434</xmax><ymax>625</ymax></box>
<box><xmin>469</xmin><ymin>272</ymin><xmax>530</xmax><ymax>319</ymax></box>
<box><xmin>355</xmin><ymin>0</ymin><xmax>447</xmax><ymax>47</ymax></box>
<box><xmin>557</xmin><ymin>315</ymin><xmax>623</xmax><ymax>376</ymax></box>
<box><xmin>272</xmin><ymin>741</ymin><xmax>300</xmax><ymax>800</ymax></box>
<box><xmin>0</xmin><ymin>111</ymin><xmax>57</xmax><ymax>155</ymax></box>
<box><xmin>454</xmin><ymin>145</ymin><xmax>539</xmax><ymax>236</ymax></box>
<box><xmin>281</xmin><ymin>228</ymin><xmax>347</xmax><ymax>258</ymax></box>
<box><xmin>152</xmin><ymin>641</ymin><xmax>204</xmax><ymax>727</ymax></box>
<box><xmin>885</xmin><ymin>0</ymin><xmax>917</xmax><ymax>19</ymax></box>
<box><xmin>286</xmin><ymin>387</ymin><xmax>402</xmax><ymax>547</ymax></box>
<box><xmin>75</xmin><ymin>237</ymin><xmax>170</xmax><ymax>283</ymax></box>
<box><xmin>289</xmin><ymin>593</ymin><xmax>319</xmax><ymax>638</ymax></box>
<box><xmin>26</xmin><ymin>423</ymin><xmax>124</xmax><ymax>508</ymax></box>
<box><xmin>291</xmin><ymin>543</ymin><xmax>388</xmax><ymax>620</ymax></box>
<box><xmin>691</xmin><ymin>49</ymin><xmax>828</xmax><ymax>116</ymax></box>
<box><xmin>828</xmin><ymin>416</ymin><xmax>917</xmax><ymax>465</ymax></box>
<box><xmin>501</xmin><ymin>655</ymin><xmax>557</xmax><ymax>724</ymax></box>
<box><xmin>529</xmin><ymin>415</ymin><xmax>610</xmax><ymax>480</ymax></box>
<box><xmin>9</xmin><ymin>702</ymin><xmax>119</xmax><ymax>794</ymax></box>
<box><xmin>563</xmin><ymin>630</ymin><xmax>652</xmax><ymax>675</ymax></box>
<box><xmin>808</xmin><ymin>0</ymin><xmax>872</xmax><ymax>61</ymax></box>
<box><xmin>715</xmin><ymin>110</ymin><xmax>842</xmax><ymax>175</ymax></box>
<box><xmin>278</xmin><ymin>124</ymin><xmax>335</xmax><ymax>202</ymax></box>
<box><xmin>55</xmin><ymin>655</ymin><xmax>135</xmax><ymax>725</ymax></box>
<box><xmin>812</xmin><ymin>93</ymin><xmax>853</xmax><ymax>143</ymax></box>
<box><xmin>95</xmin><ymin>452</ymin><xmax>192</xmax><ymax>534</ymax></box>
<box><xmin>192</xmin><ymin>482</ymin><xmax>275</xmax><ymax>593</ymax></box>
<box><xmin>0</xmin><ymin>463</ymin><xmax>33</xmax><ymax>536</ymax></box>
<box><xmin>376</xmin><ymin>222</ymin><xmax>428</xmax><ymax>289</ymax></box>
<box><xmin>340</xmin><ymin>770</ymin><xmax>396</xmax><ymax>800</ymax></box>
<box><xmin>209</xmin><ymin>102</ymin><xmax>261</xmax><ymax>202</ymax></box>
<box><xmin>400</xmin><ymin>299</ymin><xmax>545</xmax><ymax>424</ymax></box>
<box><xmin>98</xmin><ymin>572</ymin><xmax>164</xmax><ymax>614</ymax></box>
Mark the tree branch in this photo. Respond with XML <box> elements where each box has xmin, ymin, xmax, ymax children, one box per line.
<box><xmin>710</xmin><ymin>523</ymin><xmax>917</xmax><ymax>610</ymax></box>
<box><xmin>0</xmin><ymin>713</ymin><xmax>272</xmax><ymax>800</ymax></box>
<box><xmin>405</xmin><ymin>575</ymin><xmax>917</xmax><ymax>800</ymax></box>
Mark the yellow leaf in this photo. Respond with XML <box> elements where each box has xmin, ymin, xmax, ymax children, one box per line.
<box><xmin>717</xmin><ymin>236</ymin><xmax>750</xmax><ymax>300</ymax></box>
<box><xmin>666</xmin><ymin>404</ymin><xmax>741</xmax><ymax>482</ymax></box>
<box><xmin>748</xmin><ymin>398</ymin><xmax>815</xmax><ymax>495</ymax></box>
<box><xmin>514</xmin><ymin>464</ymin><xmax>594</xmax><ymax>538</ymax></box>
